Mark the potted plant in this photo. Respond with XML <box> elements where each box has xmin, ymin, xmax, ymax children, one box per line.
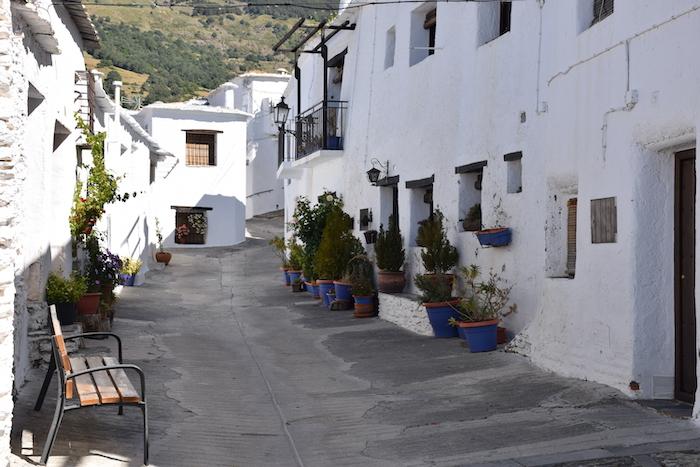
<box><xmin>46</xmin><ymin>273</ymin><xmax>87</xmax><ymax>325</ymax></box>
<box><xmin>414</xmin><ymin>209</ymin><xmax>460</xmax><ymax>337</ymax></box>
<box><xmin>415</xmin><ymin>274</ymin><xmax>459</xmax><ymax>337</ymax></box>
<box><xmin>375</xmin><ymin>215</ymin><xmax>406</xmax><ymax>293</ymax></box>
<box><xmin>154</xmin><ymin>218</ymin><xmax>172</xmax><ymax>265</ymax></box>
<box><xmin>314</xmin><ymin>205</ymin><xmax>364</xmax><ymax>307</ymax></box>
<box><xmin>270</xmin><ymin>236</ymin><xmax>291</xmax><ymax>285</ymax></box>
<box><xmin>363</xmin><ymin>230</ymin><xmax>378</xmax><ymax>244</ymax></box>
<box><xmin>461</xmin><ymin>203</ymin><xmax>481</xmax><ymax>231</ymax></box>
<box><xmin>286</xmin><ymin>239</ymin><xmax>304</xmax><ymax>287</ymax></box>
<box><xmin>119</xmin><ymin>257</ymin><xmax>142</xmax><ymax>286</ymax></box>
<box><xmin>475</xmin><ymin>199</ymin><xmax>512</xmax><ymax>247</ymax></box>
<box><xmin>416</xmin><ymin>209</ymin><xmax>459</xmax><ymax>289</ymax></box>
<box><xmin>449</xmin><ymin>265</ymin><xmax>516</xmax><ymax>352</ymax></box>
<box><xmin>345</xmin><ymin>255</ymin><xmax>376</xmax><ymax>318</ymax></box>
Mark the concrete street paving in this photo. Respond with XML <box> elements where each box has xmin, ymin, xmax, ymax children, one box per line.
<box><xmin>10</xmin><ymin>214</ymin><xmax>700</xmax><ymax>466</ymax></box>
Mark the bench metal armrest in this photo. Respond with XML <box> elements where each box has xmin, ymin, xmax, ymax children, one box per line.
<box><xmin>64</xmin><ymin>333</ymin><xmax>123</xmax><ymax>362</ymax></box>
<box><xmin>67</xmin><ymin>364</ymin><xmax>146</xmax><ymax>401</ymax></box>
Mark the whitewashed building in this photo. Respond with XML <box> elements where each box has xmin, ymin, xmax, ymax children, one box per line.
<box><xmin>89</xmin><ymin>73</ymin><xmax>175</xmax><ymax>283</ymax></box>
<box><xmin>0</xmin><ymin>0</ymin><xmax>100</xmax><ymax>459</ymax></box>
<box><xmin>136</xmin><ymin>85</ymin><xmax>251</xmax><ymax>247</ymax></box>
<box><xmin>277</xmin><ymin>0</ymin><xmax>700</xmax><ymax>414</ymax></box>
<box><xmin>233</xmin><ymin>72</ymin><xmax>290</xmax><ymax>219</ymax></box>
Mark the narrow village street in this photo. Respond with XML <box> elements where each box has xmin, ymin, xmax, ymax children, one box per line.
<box><xmin>10</xmin><ymin>215</ymin><xmax>700</xmax><ymax>467</ymax></box>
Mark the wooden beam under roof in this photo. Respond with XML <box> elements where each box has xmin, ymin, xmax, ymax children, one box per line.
<box><xmin>272</xmin><ymin>18</ymin><xmax>305</xmax><ymax>52</ymax></box>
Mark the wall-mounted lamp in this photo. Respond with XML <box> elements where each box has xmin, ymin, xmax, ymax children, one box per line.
<box><xmin>273</xmin><ymin>97</ymin><xmax>290</xmax><ymax>125</ymax></box>
<box><xmin>366</xmin><ymin>158</ymin><xmax>389</xmax><ymax>185</ymax></box>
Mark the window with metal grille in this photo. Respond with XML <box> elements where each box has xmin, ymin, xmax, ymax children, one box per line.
<box><xmin>566</xmin><ymin>198</ymin><xmax>577</xmax><ymax>277</ymax></box>
<box><xmin>591</xmin><ymin>197</ymin><xmax>617</xmax><ymax>243</ymax></box>
<box><xmin>424</xmin><ymin>9</ymin><xmax>436</xmax><ymax>56</ymax></box>
<box><xmin>592</xmin><ymin>0</ymin><xmax>613</xmax><ymax>25</ymax></box>
<box><xmin>185</xmin><ymin>132</ymin><xmax>216</xmax><ymax>166</ymax></box>
<box><xmin>499</xmin><ymin>1</ymin><xmax>511</xmax><ymax>36</ymax></box>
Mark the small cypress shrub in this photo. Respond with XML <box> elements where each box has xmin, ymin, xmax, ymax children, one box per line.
<box><xmin>415</xmin><ymin>209</ymin><xmax>458</xmax><ymax>274</ymax></box>
<box><xmin>375</xmin><ymin>214</ymin><xmax>405</xmax><ymax>272</ymax></box>
<box><xmin>314</xmin><ymin>206</ymin><xmax>364</xmax><ymax>280</ymax></box>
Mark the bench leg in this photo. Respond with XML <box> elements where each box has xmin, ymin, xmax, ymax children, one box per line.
<box><xmin>141</xmin><ymin>403</ymin><xmax>149</xmax><ymax>465</ymax></box>
<box><xmin>39</xmin><ymin>398</ymin><xmax>64</xmax><ymax>465</ymax></box>
<box><xmin>34</xmin><ymin>356</ymin><xmax>55</xmax><ymax>411</ymax></box>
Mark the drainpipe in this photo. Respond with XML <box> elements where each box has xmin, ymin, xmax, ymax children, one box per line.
<box><xmin>321</xmin><ymin>29</ymin><xmax>328</xmax><ymax>149</ymax></box>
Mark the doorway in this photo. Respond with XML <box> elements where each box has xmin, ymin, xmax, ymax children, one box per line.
<box><xmin>675</xmin><ymin>148</ymin><xmax>696</xmax><ymax>403</ymax></box>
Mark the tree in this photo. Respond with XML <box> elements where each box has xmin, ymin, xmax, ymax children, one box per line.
<box><xmin>105</xmin><ymin>70</ymin><xmax>122</xmax><ymax>99</ymax></box>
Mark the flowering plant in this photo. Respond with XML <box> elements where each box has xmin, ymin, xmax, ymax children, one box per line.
<box><xmin>120</xmin><ymin>257</ymin><xmax>143</xmax><ymax>275</ymax></box>
<box><xmin>155</xmin><ymin>217</ymin><xmax>165</xmax><ymax>252</ymax></box>
<box><xmin>84</xmin><ymin>235</ymin><xmax>122</xmax><ymax>291</ymax></box>
<box><xmin>176</xmin><ymin>223</ymin><xmax>190</xmax><ymax>241</ymax></box>
<box><xmin>187</xmin><ymin>213</ymin><xmax>207</xmax><ymax>236</ymax></box>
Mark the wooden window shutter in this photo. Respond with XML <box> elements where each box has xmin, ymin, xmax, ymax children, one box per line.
<box><xmin>591</xmin><ymin>197</ymin><xmax>617</xmax><ymax>243</ymax></box>
<box><xmin>186</xmin><ymin>132</ymin><xmax>216</xmax><ymax>166</ymax></box>
<box><xmin>566</xmin><ymin>198</ymin><xmax>577</xmax><ymax>277</ymax></box>
<box><xmin>592</xmin><ymin>0</ymin><xmax>613</xmax><ymax>24</ymax></box>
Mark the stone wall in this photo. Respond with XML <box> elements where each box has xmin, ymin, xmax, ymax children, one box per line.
<box><xmin>0</xmin><ymin>0</ymin><xmax>25</xmax><ymax>461</ymax></box>
<box><xmin>377</xmin><ymin>293</ymin><xmax>432</xmax><ymax>337</ymax></box>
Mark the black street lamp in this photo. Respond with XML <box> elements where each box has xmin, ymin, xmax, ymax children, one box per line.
<box><xmin>366</xmin><ymin>159</ymin><xmax>389</xmax><ymax>185</ymax></box>
<box><xmin>274</xmin><ymin>97</ymin><xmax>290</xmax><ymax>125</ymax></box>
<box><xmin>366</xmin><ymin>167</ymin><xmax>381</xmax><ymax>184</ymax></box>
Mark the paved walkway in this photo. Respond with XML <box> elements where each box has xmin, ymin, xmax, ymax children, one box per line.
<box><xmin>10</xmin><ymin>215</ymin><xmax>700</xmax><ymax>466</ymax></box>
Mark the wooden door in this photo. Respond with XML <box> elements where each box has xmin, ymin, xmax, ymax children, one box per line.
<box><xmin>675</xmin><ymin>148</ymin><xmax>696</xmax><ymax>403</ymax></box>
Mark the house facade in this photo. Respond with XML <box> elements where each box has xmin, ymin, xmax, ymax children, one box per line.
<box><xmin>278</xmin><ymin>0</ymin><xmax>700</xmax><ymax>413</ymax></box>
<box><xmin>0</xmin><ymin>0</ymin><xmax>100</xmax><ymax>459</ymax></box>
<box><xmin>136</xmin><ymin>84</ymin><xmax>251</xmax><ymax>247</ymax></box>
<box><xmin>232</xmin><ymin>72</ymin><xmax>290</xmax><ymax>219</ymax></box>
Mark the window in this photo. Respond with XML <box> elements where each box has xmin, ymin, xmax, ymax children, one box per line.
<box><xmin>499</xmin><ymin>1</ymin><xmax>511</xmax><ymax>36</ymax></box>
<box><xmin>456</xmin><ymin>161</ymin><xmax>486</xmax><ymax>231</ymax></box>
<box><xmin>405</xmin><ymin>175</ymin><xmax>434</xmax><ymax>244</ymax></box>
<box><xmin>592</xmin><ymin>0</ymin><xmax>613</xmax><ymax>25</ymax></box>
<box><xmin>410</xmin><ymin>4</ymin><xmax>436</xmax><ymax>66</ymax></box>
<box><xmin>591</xmin><ymin>197</ymin><xmax>617</xmax><ymax>243</ymax></box>
<box><xmin>185</xmin><ymin>131</ymin><xmax>216</xmax><ymax>166</ymax></box>
<box><xmin>425</xmin><ymin>9</ymin><xmax>436</xmax><ymax>56</ymax></box>
<box><xmin>384</xmin><ymin>27</ymin><xmax>396</xmax><ymax>69</ymax></box>
<box><xmin>174</xmin><ymin>207</ymin><xmax>210</xmax><ymax>244</ymax></box>
<box><xmin>478</xmin><ymin>1</ymin><xmax>510</xmax><ymax>45</ymax></box>
<box><xmin>504</xmin><ymin>151</ymin><xmax>522</xmax><ymax>194</ymax></box>
<box><xmin>566</xmin><ymin>198</ymin><xmax>577</xmax><ymax>277</ymax></box>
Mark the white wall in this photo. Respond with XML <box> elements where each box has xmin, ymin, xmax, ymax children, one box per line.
<box><xmin>281</xmin><ymin>0</ymin><xmax>700</xmax><ymax>408</ymax></box>
<box><xmin>139</xmin><ymin>107</ymin><xmax>249</xmax><ymax>247</ymax></box>
<box><xmin>233</xmin><ymin>74</ymin><xmax>289</xmax><ymax>219</ymax></box>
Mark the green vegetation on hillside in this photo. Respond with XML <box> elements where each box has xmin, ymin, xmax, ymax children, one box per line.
<box><xmin>86</xmin><ymin>2</ymin><xmax>331</xmax><ymax>103</ymax></box>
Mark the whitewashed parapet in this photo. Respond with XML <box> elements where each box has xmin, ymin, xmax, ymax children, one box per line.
<box><xmin>378</xmin><ymin>292</ymin><xmax>433</xmax><ymax>337</ymax></box>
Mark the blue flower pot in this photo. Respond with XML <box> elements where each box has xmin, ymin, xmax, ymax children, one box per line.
<box><xmin>318</xmin><ymin>281</ymin><xmax>334</xmax><ymax>307</ymax></box>
<box><xmin>326</xmin><ymin>293</ymin><xmax>336</xmax><ymax>309</ymax></box>
<box><xmin>325</xmin><ymin>135</ymin><xmax>343</xmax><ymax>150</ymax></box>
<box><xmin>310</xmin><ymin>283</ymin><xmax>321</xmax><ymax>299</ymax></box>
<box><xmin>424</xmin><ymin>301</ymin><xmax>459</xmax><ymax>338</ymax></box>
<box><xmin>288</xmin><ymin>271</ymin><xmax>302</xmax><ymax>284</ymax></box>
<box><xmin>461</xmin><ymin>321</ymin><xmax>498</xmax><ymax>352</ymax></box>
<box><xmin>119</xmin><ymin>273</ymin><xmax>135</xmax><ymax>286</ymax></box>
<box><xmin>476</xmin><ymin>228</ymin><xmax>512</xmax><ymax>247</ymax></box>
<box><xmin>354</xmin><ymin>296</ymin><xmax>373</xmax><ymax>305</ymax></box>
<box><xmin>333</xmin><ymin>282</ymin><xmax>353</xmax><ymax>302</ymax></box>
<box><xmin>283</xmin><ymin>270</ymin><xmax>291</xmax><ymax>286</ymax></box>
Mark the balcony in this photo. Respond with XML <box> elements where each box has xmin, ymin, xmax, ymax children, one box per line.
<box><xmin>295</xmin><ymin>100</ymin><xmax>347</xmax><ymax>159</ymax></box>
<box><xmin>276</xmin><ymin>100</ymin><xmax>348</xmax><ymax>179</ymax></box>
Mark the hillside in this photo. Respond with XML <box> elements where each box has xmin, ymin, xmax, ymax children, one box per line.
<box><xmin>85</xmin><ymin>1</ymin><xmax>335</xmax><ymax>103</ymax></box>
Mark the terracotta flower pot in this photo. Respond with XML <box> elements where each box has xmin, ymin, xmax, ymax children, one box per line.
<box><xmin>377</xmin><ymin>270</ymin><xmax>405</xmax><ymax>294</ymax></box>
<box><xmin>155</xmin><ymin>251</ymin><xmax>172</xmax><ymax>265</ymax></box>
<box><xmin>353</xmin><ymin>295</ymin><xmax>376</xmax><ymax>318</ymax></box>
<box><xmin>77</xmin><ymin>292</ymin><xmax>102</xmax><ymax>315</ymax></box>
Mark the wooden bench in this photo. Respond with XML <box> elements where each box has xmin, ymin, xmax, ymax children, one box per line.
<box><xmin>36</xmin><ymin>305</ymin><xmax>149</xmax><ymax>465</ymax></box>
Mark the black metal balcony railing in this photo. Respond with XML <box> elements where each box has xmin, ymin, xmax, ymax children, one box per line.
<box><xmin>294</xmin><ymin>100</ymin><xmax>348</xmax><ymax>159</ymax></box>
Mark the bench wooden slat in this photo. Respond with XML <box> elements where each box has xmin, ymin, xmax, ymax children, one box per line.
<box><xmin>85</xmin><ymin>357</ymin><xmax>121</xmax><ymax>404</ymax></box>
<box><xmin>103</xmin><ymin>357</ymin><xmax>141</xmax><ymax>403</ymax></box>
<box><xmin>49</xmin><ymin>305</ymin><xmax>74</xmax><ymax>398</ymax></box>
<box><xmin>69</xmin><ymin>358</ymin><xmax>100</xmax><ymax>406</ymax></box>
